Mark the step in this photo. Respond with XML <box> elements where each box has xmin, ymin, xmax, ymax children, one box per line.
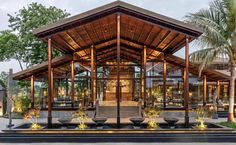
<box><xmin>217</xmin><ymin>111</ymin><xmax>228</xmax><ymax>118</ymax></box>
<box><xmin>97</xmin><ymin>106</ymin><xmax>139</xmax><ymax>118</ymax></box>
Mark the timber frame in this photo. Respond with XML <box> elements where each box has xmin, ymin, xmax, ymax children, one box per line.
<box><xmin>12</xmin><ymin>1</ymin><xmax>230</xmax><ymax>128</ymax></box>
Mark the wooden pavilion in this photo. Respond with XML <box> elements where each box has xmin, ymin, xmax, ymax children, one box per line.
<box><xmin>12</xmin><ymin>1</ymin><xmax>230</xmax><ymax>128</ymax></box>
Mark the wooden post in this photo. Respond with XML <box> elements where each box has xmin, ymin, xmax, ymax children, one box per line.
<box><xmin>215</xmin><ymin>80</ymin><xmax>220</xmax><ymax>113</ymax></box>
<box><xmin>103</xmin><ymin>67</ymin><xmax>106</xmax><ymax>101</ymax></box>
<box><xmin>197</xmin><ymin>78</ymin><xmax>201</xmax><ymax>102</ymax></box>
<box><xmin>143</xmin><ymin>46</ymin><xmax>147</xmax><ymax>107</ymax></box>
<box><xmin>163</xmin><ymin>59</ymin><xmax>167</xmax><ymax>108</ymax></box>
<box><xmin>66</xmin><ymin>72</ymin><xmax>68</xmax><ymax>97</ymax></box>
<box><xmin>184</xmin><ymin>36</ymin><xmax>189</xmax><ymax>127</ymax></box>
<box><xmin>51</xmin><ymin>69</ymin><xmax>54</xmax><ymax>107</ymax></box>
<box><xmin>95</xmin><ymin>55</ymin><xmax>98</xmax><ymax>101</ymax></box>
<box><xmin>132</xmin><ymin>71</ymin><xmax>135</xmax><ymax>100</ymax></box>
<box><xmin>30</xmin><ymin>75</ymin><xmax>35</xmax><ymax>108</ymax></box>
<box><xmin>203</xmin><ymin>75</ymin><xmax>207</xmax><ymax>106</ymax></box>
<box><xmin>117</xmin><ymin>13</ymin><xmax>121</xmax><ymax>128</ymax></box>
<box><xmin>91</xmin><ymin>45</ymin><xmax>94</xmax><ymax>106</ymax></box>
<box><xmin>47</xmin><ymin>38</ymin><xmax>52</xmax><ymax>128</ymax></box>
<box><xmin>140</xmin><ymin>64</ymin><xmax>142</xmax><ymax>100</ymax></box>
<box><xmin>217</xmin><ymin>80</ymin><xmax>220</xmax><ymax>100</ymax></box>
<box><xmin>71</xmin><ymin>60</ymin><xmax>75</xmax><ymax>107</ymax></box>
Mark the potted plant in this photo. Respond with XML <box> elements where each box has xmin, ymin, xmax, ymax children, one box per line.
<box><xmin>72</xmin><ymin>108</ymin><xmax>88</xmax><ymax>130</ymax></box>
<box><xmin>144</xmin><ymin>107</ymin><xmax>160</xmax><ymax>129</ymax></box>
<box><xmin>194</xmin><ymin>106</ymin><xmax>208</xmax><ymax>130</ymax></box>
<box><xmin>23</xmin><ymin>108</ymin><xmax>42</xmax><ymax>130</ymax></box>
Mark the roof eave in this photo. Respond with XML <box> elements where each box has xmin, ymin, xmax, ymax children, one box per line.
<box><xmin>33</xmin><ymin>1</ymin><xmax>203</xmax><ymax>38</ymax></box>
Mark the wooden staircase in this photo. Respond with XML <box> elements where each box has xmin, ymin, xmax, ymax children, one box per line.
<box><xmin>97</xmin><ymin>106</ymin><xmax>140</xmax><ymax>118</ymax></box>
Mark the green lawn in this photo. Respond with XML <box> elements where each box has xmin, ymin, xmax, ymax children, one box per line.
<box><xmin>219</xmin><ymin>121</ymin><xmax>236</xmax><ymax>130</ymax></box>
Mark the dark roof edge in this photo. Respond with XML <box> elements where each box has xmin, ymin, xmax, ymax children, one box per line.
<box><xmin>12</xmin><ymin>55</ymin><xmax>73</xmax><ymax>80</ymax></box>
<box><xmin>33</xmin><ymin>1</ymin><xmax>203</xmax><ymax>37</ymax></box>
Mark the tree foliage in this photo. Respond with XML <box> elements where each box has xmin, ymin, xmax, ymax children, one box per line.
<box><xmin>0</xmin><ymin>71</ymin><xmax>8</xmax><ymax>89</ymax></box>
<box><xmin>0</xmin><ymin>2</ymin><xmax>70</xmax><ymax>70</ymax></box>
<box><xmin>185</xmin><ymin>0</ymin><xmax>236</xmax><ymax>122</ymax></box>
<box><xmin>185</xmin><ymin>0</ymin><xmax>236</xmax><ymax>72</ymax></box>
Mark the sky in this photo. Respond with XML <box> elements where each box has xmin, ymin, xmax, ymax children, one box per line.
<box><xmin>0</xmin><ymin>0</ymin><xmax>212</xmax><ymax>73</ymax></box>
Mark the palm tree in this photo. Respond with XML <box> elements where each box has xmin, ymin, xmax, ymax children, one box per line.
<box><xmin>185</xmin><ymin>0</ymin><xmax>236</xmax><ymax>122</ymax></box>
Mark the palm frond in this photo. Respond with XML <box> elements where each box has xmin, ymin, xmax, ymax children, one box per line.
<box><xmin>190</xmin><ymin>45</ymin><xmax>230</xmax><ymax>76</ymax></box>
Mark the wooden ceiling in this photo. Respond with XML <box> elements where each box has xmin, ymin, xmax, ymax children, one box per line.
<box><xmin>33</xmin><ymin>1</ymin><xmax>202</xmax><ymax>65</ymax></box>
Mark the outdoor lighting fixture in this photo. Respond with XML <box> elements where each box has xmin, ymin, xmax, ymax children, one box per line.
<box><xmin>24</xmin><ymin>108</ymin><xmax>42</xmax><ymax>130</ymax></box>
<box><xmin>144</xmin><ymin>107</ymin><xmax>160</xmax><ymax>129</ymax></box>
<box><xmin>189</xmin><ymin>92</ymin><xmax>193</xmax><ymax>98</ymax></box>
<box><xmin>43</xmin><ymin>88</ymin><xmax>47</xmax><ymax>97</ymax></box>
<box><xmin>194</xmin><ymin>107</ymin><xmax>207</xmax><ymax>130</ymax></box>
<box><xmin>72</xmin><ymin>108</ymin><xmax>88</xmax><ymax>130</ymax></box>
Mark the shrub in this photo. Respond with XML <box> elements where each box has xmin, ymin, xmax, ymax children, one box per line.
<box><xmin>13</xmin><ymin>95</ymin><xmax>31</xmax><ymax>114</ymax></box>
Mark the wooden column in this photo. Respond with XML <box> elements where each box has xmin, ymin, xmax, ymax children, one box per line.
<box><xmin>71</xmin><ymin>60</ymin><xmax>75</xmax><ymax>107</ymax></box>
<box><xmin>163</xmin><ymin>59</ymin><xmax>167</xmax><ymax>108</ymax></box>
<box><xmin>117</xmin><ymin>13</ymin><xmax>121</xmax><ymax>128</ymax></box>
<box><xmin>95</xmin><ymin>55</ymin><xmax>98</xmax><ymax>101</ymax></box>
<box><xmin>217</xmin><ymin>80</ymin><xmax>220</xmax><ymax>100</ymax></box>
<box><xmin>132</xmin><ymin>71</ymin><xmax>135</xmax><ymax>100</ymax></box>
<box><xmin>47</xmin><ymin>38</ymin><xmax>52</xmax><ymax>128</ymax></box>
<box><xmin>143</xmin><ymin>46</ymin><xmax>147</xmax><ymax>107</ymax></box>
<box><xmin>91</xmin><ymin>45</ymin><xmax>94</xmax><ymax>106</ymax></box>
<box><xmin>66</xmin><ymin>72</ymin><xmax>69</xmax><ymax>97</ymax></box>
<box><xmin>103</xmin><ymin>67</ymin><xmax>106</xmax><ymax>101</ymax></box>
<box><xmin>140</xmin><ymin>64</ymin><xmax>142</xmax><ymax>100</ymax></box>
<box><xmin>30</xmin><ymin>75</ymin><xmax>35</xmax><ymax>108</ymax></box>
<box><xmin>51</xmin><ymin>69</ymin><xmax>54</xmax><ymax>107</ymax></box>
<box><xmin>203</xmin><ymin>75</ymin><xmax>207</xmax><ymax>106</ymax></box>
<box><xmin>184</xmin><ymin>36</ymin><xmax>189</xmax><ymax>127</ymax></box>
<box><xmin>197</xmin><ymin>78</ymin><xmax>201</xmax><ymax>102</ymax></box>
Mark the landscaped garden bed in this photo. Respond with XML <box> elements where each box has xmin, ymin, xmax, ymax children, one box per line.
<box><xmin>3</xmin><ymin>122</ymin><xmax>233</xmax><ymax>134</ymax></box>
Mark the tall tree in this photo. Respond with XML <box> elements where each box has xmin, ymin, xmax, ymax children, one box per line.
<box><xmin>185</xmin><ymin>0</ymin><xmax>236</xmax><ymax>122</ymax></box>
<box><xmin>0</xmin><ymin>3</ymin><xmax>70</xmax><ymax>70</ymax></box>
<box><xmin>0</xmin><ymin>31</ymin><xmax>25</xmax><ymax>70</ymax></box>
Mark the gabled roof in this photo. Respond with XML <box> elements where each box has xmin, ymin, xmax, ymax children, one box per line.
<box><xmin>32</xmin><ymin>1</ymin><xmax>202</xmax><ymax>64</ymax></box>
<box><xmin>33</xmin><ymin>1</ymin><xmax>202</xmax><ymax>38</ymax></box>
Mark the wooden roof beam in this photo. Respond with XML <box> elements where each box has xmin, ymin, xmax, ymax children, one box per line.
<box><xmin>121</xmin><ymin>37</ymin><xmax>163</xmax><ymax>52</ymax></box>
<box><xmin>74</xmin><ymin>36</ymin><xmax>117</xmax><ymax>52</ymax></box>
<box><xmin>96</xmin><ymin>47</ymin><xmax>117</xmax><ymax>57</ymax></box>
<box><xmin>64</xmin><ymin>31</ymin><xmax>81</xmax><ymax>49</ymax></box>
<box><xmin>156</xmin><ymin>30</ymin><xmax>171</xmax><ymax>48</ymax></box>
<box><xmin>57</xmin><ymin>34</ymin><xmax>76</xmax><ymax>51</ymax></box>
<box><xmin>162</xmin><ymin>33</ymin><xmax>181</xmax><ymax>51</ymax></box>
<box><xmin>82</xmin><ymin>25</ymin><xmax>96</xmax><ymax>44</ymax></box>
<box><xmin>144</xmin><ymin>25</ymin><xmax>155</xmax><ymax>44</ymax></box>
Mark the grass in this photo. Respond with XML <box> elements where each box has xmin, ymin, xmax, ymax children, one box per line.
<box><xmin>219</xmin><ymin>121</ymin><xmax>236</xmax><ymax>130</ymax></box>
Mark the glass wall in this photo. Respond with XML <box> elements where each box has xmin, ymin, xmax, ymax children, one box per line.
<box><xmin>165</xmin><ymin>63</ymin><xmax>183</xmax><ymax>108</ymax></box>
<box><xmin>146</xmin><ymin>61</ymin><xmax>164</xmax><ymax>108</ymax></box>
